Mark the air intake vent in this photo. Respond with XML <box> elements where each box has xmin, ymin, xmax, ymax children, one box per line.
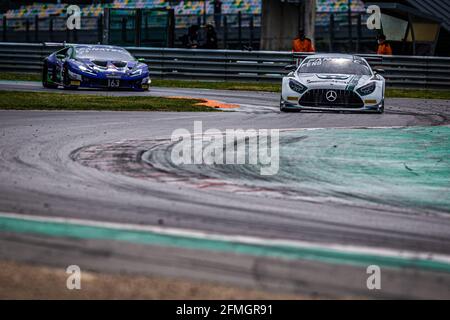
<box><xmin>112</xmin><ymin>61</ymin><xmax>127</xmax><ymax>68</ymax></box>
<box><xmin>92</xmin><ymin>60</ymin><xmax>108</xmax><ymax>68</ymax></box>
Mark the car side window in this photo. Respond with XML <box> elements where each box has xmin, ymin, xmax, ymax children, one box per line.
<box><xmin>55</xmin><ymin>48</ymin><xmax>69</xmax><ymax>60</ymax></box>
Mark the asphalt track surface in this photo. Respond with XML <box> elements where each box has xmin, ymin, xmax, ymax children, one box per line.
<box><xmin>0</xmin><ymin>81</ymin><xmax>450</xmax><ymax>298</ymax></box>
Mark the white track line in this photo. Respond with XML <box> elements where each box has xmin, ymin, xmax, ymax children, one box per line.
<box><xmin>1</xmin><ymin>211</ymin><xmax>450</xmax><ymax>265</ymax></box>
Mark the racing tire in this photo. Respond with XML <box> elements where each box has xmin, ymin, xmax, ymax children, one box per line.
<box><xmin>279</xmin><ymin>98</ymin><xmax>286</xmax><ymax>112</ymax></box>
<box><xmin>376</xmin><ymin>100</ymin><xmax>385</xmax><ymax>114</ymax></box>
<box><xmin>281</xmin><ymin>108</ymin><xmax>301</xmax><ymax>113</ymax></box>
<box><xmin>62</xmin><ymin>65</ymin><xmax>79</xmax><ymax>90</ymax></box>
<box><xmin>42</xmin><ymin>62</ymin><xmax>58</xmax><ymax>89</ymax></box>
<box><xmin>280</xmin><ymin>98</ymin><xmax>301</xmax><ymax>113</ymax></box>
<box><xmin>280</xmin><ymin>107</ymin><xmax>301</xmax><ymax>113</ymax></box>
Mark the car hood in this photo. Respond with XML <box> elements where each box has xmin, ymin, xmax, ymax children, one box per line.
<box><xmin>296</xmin><ymin>74</ymin><xmax>372</xmax><ymax>90</ymax></box>
<box><xmin>74</xmin><ymin>58</ymin><xmax>144</xmax><ymax>73</ymax></box>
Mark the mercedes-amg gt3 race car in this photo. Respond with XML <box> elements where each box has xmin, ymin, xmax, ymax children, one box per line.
<box><xmin>281</xmin><ymin>54</ymin><xmax>385</xmax><ymax>113</ymax></box>
<box><xmin>42</xmin><ymin>44</ymin><xmax>151</xmax><ymax>91</ymax></box>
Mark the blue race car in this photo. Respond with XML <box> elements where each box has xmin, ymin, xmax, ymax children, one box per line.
<box><xmin>42</xmin><ymin>44</ymin><xmax>151</xmax><ymax>91</ymax></box>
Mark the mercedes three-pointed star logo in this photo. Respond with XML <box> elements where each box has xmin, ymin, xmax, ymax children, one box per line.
<box><xmin>326</xmin><ymin>90</ymin><xmax>338</xmax><ymax>102</ymax></box>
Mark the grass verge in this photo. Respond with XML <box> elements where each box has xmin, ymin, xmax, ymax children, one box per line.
<box><xmin>0</xmin><ymin>260</ymin><xmax>304</xmax><ymax>299</ymax></box>
<box><xmin>385</xmin><ymin>88</ymin><xmax>450</xmax><ymax>100</ymax></box>
<box><xmin>0</xmin><ymin>91</ymin><xmax>216</xmax><ymax>112</ymax></box>
<box><xmin>0</xmin><ymin>72</ymin><xmax>41</xmax><ymax>82</ymax></box>
<box><xmin>153</xmin><ymin>79</ymin><xmax>281</xmax><ymax>92</ymax></box>
<box><xmin>1</xmin><ymin>72</ymin><xmax>449</xmax><ymax>100</ymax></box>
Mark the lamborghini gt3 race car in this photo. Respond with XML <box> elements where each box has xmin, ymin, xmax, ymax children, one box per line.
<box><xmin>42</xmin><ymin>44</ymin><xmax>151</xmax><ymax>91</ymax></box>
<box><xmin>281</xmin><ymin>54</ymin><xmax>385</xmax><ymax>113</ymax></box>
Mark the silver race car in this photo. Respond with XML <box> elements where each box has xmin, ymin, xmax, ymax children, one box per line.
<box><xmin>280</xmin><ymin>54</ymin><xmax>385</xmax><ymax>113</ymax></box>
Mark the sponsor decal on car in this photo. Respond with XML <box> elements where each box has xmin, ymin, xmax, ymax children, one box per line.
<box><xmin>345</xmin><ymin>75</ymin><xmax>362</xmax><ymax>92</ymax></box>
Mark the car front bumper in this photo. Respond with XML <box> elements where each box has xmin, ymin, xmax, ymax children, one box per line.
<box><xmin>68</xmin><ymin>68</ymin><xmax>151</xmax><ymax>91</ymax></box>
<box><xmin>280</xmin><ymin>98</ymin><xmax>384</xmax><ymax>113</ymax></box>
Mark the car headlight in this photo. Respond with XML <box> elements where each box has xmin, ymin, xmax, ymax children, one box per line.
<box><xmin>130</xmin><ymin>69</ymin><xmax>143</xmax><ymax>77</ymax></box>
<box><xmin>357</xmin><ymin>82</ymin><xmax>376</xmax><ymax>96</ymax></box>
<box><xmin>75</xmin><ymin>64</ymin><xmax>96</xmax><ymax>75</ymax></box>
<box><xmin>289</xmin><ymin>79</ymin><xmax>307</xmax><ymax>94</ymax></box>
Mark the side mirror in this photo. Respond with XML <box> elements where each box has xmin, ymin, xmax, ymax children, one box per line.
<box><xmin>137</xmin><ymin>58</ymin><xmax>146</xmax><ymax>63</ymax></box>
<box><xmin>284</xmin><ymin>64</ymin><xmax>297</xmax><ymax>72</ymax></box>
<box><xmin>56</xmin><ymin>54</ymin><xmax>65</xmax><ymax>60</ymax></box>
<box><xmin>373</xmin><ymin>68</ymin><xmax>385</xmax><ymax>74</ymax></box>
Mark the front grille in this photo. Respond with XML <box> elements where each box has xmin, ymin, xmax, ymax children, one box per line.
<box><xmin>299</xmin><ymin>89</ymin><xmax>364</xmax><ymax>109</ymax></box>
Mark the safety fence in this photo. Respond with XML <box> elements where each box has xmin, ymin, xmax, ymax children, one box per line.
<box><xmin>0</xmin><ymin>42</ymin><xmax>449</xmax><ymax>89</ymax></box>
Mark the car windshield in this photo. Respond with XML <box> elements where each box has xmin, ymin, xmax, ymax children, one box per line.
<box><xmin>75</xmin><ymin>46</ymin><xmax>134</xmax><ymax>61</ymax></box>
<box><xmin>298</xmin><ymin>57</ymin><xmax>372</xmax><ymax>76</ymax></box>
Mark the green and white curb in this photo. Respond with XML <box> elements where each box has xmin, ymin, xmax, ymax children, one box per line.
<box><xmin>1</xmin><ymin>212</ymin><xmax>450</xmax><ymax>273</ymax></box>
